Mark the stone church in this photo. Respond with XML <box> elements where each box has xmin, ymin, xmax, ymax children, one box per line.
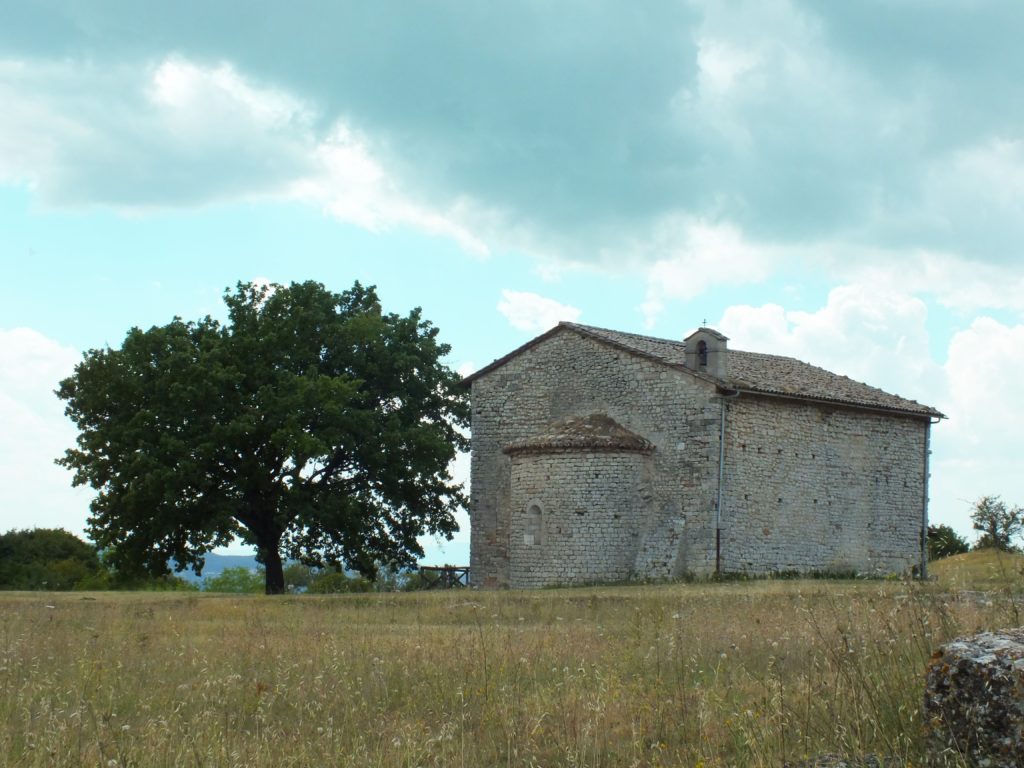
<box><xmin>464</xmin><ymin>322</ymin><xmax>943</xmax><ymax>588</ymax></box>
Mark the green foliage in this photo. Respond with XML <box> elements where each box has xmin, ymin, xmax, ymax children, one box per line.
<box><xmin>927</xmin><ymin>524</ymin><xmax>971</xmax><ymax>560</ymax></box>
<box><xmin>373</xmin><ymin>564</ymin><xmax>418</xmax><ymax>592</ymax></box>
<box><xmin>0</xmin><ymin>528</ymin><xmax>103</xmax><ymax>590</ymax></box>
<box><xmin>397</xmin><ymin>567</ymin><xmax>470</xmax><ymax>590</ymax></box>
<box><xmin>970</xmin><ymin>495</ymin><xmax>1023</xmax><ymax>552</ymax></box>
<box><xmin>397</xmin><ymin>569</ymin><xmax>441</xmax><ymax>591</ymax></box>
<box><xmin>306</xmin><ymin>571</ymin><xmax>374</xmax><ymax>594</ymax></box>
<box><xmin>283</xmin><ymin>562</ymin><xmax>318</xmax><ymax>590</ymax></box>
<box><xmin>90</xmin><ymin>549</ymin><xmax>199</xmax><ymax>591</ymax></box>
<box><xmin>73</xmin><ymin>569</ymin><xmax>198</xmax><ymax>592</ymax></box>
<box><xmin>202</xmin><ymin>567</ymin><xmax>265</xmax><ymax>593</ymax></box>
<box><xmin>57</xmin><ymin>280</ymin><xmax>469</xmax><ymax>595</ymax></box>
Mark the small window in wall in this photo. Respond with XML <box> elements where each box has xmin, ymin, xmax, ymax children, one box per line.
<box><xmin>524</xmin><ymin>502</ymin><xmax>543</xmax><ymax>546</ymax></box>
<box><xmin>697</xmin><ymin>340</ymin><xmax>708</xmax><ymax>368</ymax></box>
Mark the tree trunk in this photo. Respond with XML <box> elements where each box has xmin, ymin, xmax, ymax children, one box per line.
<box><xmin>239</xmin><ymin>501</ymin><xmax>286</xmax><ymax>595</ymax></box>
<box><xmin>261</xmin><ymin>543</ymin><xmax>286</xmax><ymax>595</ymax></box>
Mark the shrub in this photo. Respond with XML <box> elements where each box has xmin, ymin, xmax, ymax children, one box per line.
<box><xmin>0</xmin><ymin>528</ymin><xmax>103</xmax><ymax>590</ymax></box>
<box><xmin>202</xmin><ymin>567</ymin><xmax>264</xmax><ymax>593</ymax></box>
<box><xmin>307</xmin><ymin>571</ymin><xmax>374</xmax><ymax>593</ymax></box>
<box><xmin>971</xmin><ymin>495</ymin><xmax>1023</xmax><ymax>552</ymax></box>
<box><xmin>928</xmin><ymin>524</ymin><xmax>970</xmax><ymax>560</ymax></box>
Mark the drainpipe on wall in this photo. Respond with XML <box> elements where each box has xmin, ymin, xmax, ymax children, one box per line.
<box><xmin>920</xmin><ymin>418</ymin><xmax>936</xmax><ymax>580</ymax></box>
<box><xmin>716</xmin><ymin>389</ymin><xmax>739</xmax><ymax>576</ymax></box>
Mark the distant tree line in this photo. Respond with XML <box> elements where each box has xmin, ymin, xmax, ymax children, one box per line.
<box><xmin>199</xmin><ymin>563</ymin><xmax>442</xmax><ymax>593</ymax></box>
<box><xmin>0</xmin><ymin>528</ymin><xmax>452</xmax><ymax>593</ymax></box>
<box><xmin>0</xmin><ymin>528</ymin><xmax>193</xmax><ymax>591</ymax></box>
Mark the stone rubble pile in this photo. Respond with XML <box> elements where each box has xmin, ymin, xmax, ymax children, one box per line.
<box><xmin>924</xmin><ymin>627</ymin><xmax>1024</xmax><ymax>767</ymax></box>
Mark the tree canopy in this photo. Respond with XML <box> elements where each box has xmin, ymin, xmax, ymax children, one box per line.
<box><xmin>0</xmin><ymin>528</ymin><xmax>102</xmax><ymax>590</ymax></box>
<box><xmin>57</xmin><ymin>280</ymin><xmax>468</xmax><ymax>594</ymax></box>
<box><xmin>927</xmin><ymin>524</ymin><xmax>970</xmax><ymax>561</ymax></box>
<box><xmin>970</xmin><ymin>495</ymin><xmax>1023</xmax><ymax>552</ymax></box>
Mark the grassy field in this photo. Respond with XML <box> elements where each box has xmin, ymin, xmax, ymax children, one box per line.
<box><xmin>929</xmin><ymin>547</ymin><xmax>1024</xmax><ymax>592</ymax></box>
<box><xmin>1</xmin><ymin>561</ymin><xmax>1019</xmax><ymax>767</ymax></box>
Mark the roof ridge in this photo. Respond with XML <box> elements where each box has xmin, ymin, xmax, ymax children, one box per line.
<box><xmin>562</xmin><ymin>321</ymin><xmax>685</xmax><ymax>345</ymax></box>
<box><xmin>463</xmin><ymin>321</ymin><xmax>944</xmax><ymax>419</ymax></box>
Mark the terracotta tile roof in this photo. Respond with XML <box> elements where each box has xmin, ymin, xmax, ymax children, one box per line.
<box><xmin>727</xmin><ymin>349</ymin><xmax>943</xmax><ymax>418</ymax></box>
<box><xmin>564</xmin><ymin>323</ymin><xmax>690</xmax><ymax>367</ymax></box>
<box><xmin>504</xmin><ymin>414</ymin><xmax>654</xmax><ymax>455</ymax></box>
<box><xmin>464</xmin><ymin>322</ymin><xmax>943</xmax><ymax>419</ymax></box>
<box><xmin>564</xmin><ymin>322</ymin><xmax>944</xmax><ymax>419</ymax></box>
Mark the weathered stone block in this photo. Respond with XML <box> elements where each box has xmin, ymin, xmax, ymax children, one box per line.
<box><xmin>924</xmin><ymin>628</ymin><xmax>1024</xmax><ymax>767</ymax></box>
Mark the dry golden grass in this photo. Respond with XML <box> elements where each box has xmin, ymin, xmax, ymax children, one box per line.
<box><xmin>0</xmin><ymin>579</ymin><xmax>1012</xmax><ymax>767</ymax></box>
<box><xmin>930</xmin><ymin>547</ymin><xmax>1024</xmax><ymax>592</ymax></box>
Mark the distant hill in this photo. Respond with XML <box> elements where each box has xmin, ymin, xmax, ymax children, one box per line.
<box><xmin>930</xmin><ymin>548</ymin><xmax>1024</xmax><ymax>591</ymax></box>
<box><xmin>172</xmin><ymin>548</ymin><xmax>468</xmax><ymax>585</ymax></box>
<box><xmin>175</xmin><ymin>553</ymin><xmax>260</xmax><ymax>584</ymax></box>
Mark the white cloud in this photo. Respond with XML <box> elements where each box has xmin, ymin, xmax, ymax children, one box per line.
<box><xmin>634</xmin><ymin>218</ymin><xmax>1024</xmax><ymax>327</ymax></box>
<box><xmin>0</xmin><ymin>57</ymin><xmax>316</xmax><ymax>205</ymax></box>
<box><xmin>0</xmin><ymin>328</ymin><xmax>91</xmax><ymax>537</ymax></box>
<box><xmin>696</xmin><ymin>38</ymin><xmax>761</xmax><ymax>97</ymax></box>
<box><xmin>947</xmin><ymin>137</ymin><xmax>1024</xmax><ymax>210</ymax></box>
<box><xmin>290</xmin><ymin>124</ymin><xmax>490</xmax><ymax>255</ymax></box>
<box><xmin>942</xmin><ymin>318</ymin><xmax>1024</xmax><ymax>446</ymax></box>
<box><xmin>0</xmin><ymin>55</ymin><xmax>491</xmax><ymax>255</ymax></box>
<box><xmin>719</xmin><ymin>283</ymin><xmax>939</xmax><ymax>404</ymax></box>
<box><xmin>717</xmin><ymin>288</ymin><xmax>1024</xmax><ymax>541</ymax></box>
<box><xmin>931</xmin><ymin>318</ymin><xmax>1024</xmax><ymax>509</ymax></box>
<box><xmin>4</xmin><ymin>4</ymin><xmax>1024</xmax><ymax>278</ymax></box>
<box><xmin>928</xmin><ymin>318</ymin><xmax>1024</xmax><ymax>538</ymax></box>
<box><xmin>497</xmin><ymin>290</ymin><xmax>581</xmax><ymax>333</ymax></box>
<box><xmin>916</xmin><ymin>137</ymin><xmax>1024</xmax><ymax>259</ymax></box>
<box><xmin>148</xmin><ymin>58</ymin><xmax>308</xmax><ymax>129</ymax></box>
<box><xmin>141</xmin><ymin>57</ymin><xmax>314</xmax><ymax>166</ymax></box>
<box><xmin>835</xmin><ymin>248</ymin><xmax>1024</xmax><ymax>314</ymax></box>
<box><xmin>638</xmin><ymin>217</ymin><xmax>780</xmax><ymax>327</ymax></box>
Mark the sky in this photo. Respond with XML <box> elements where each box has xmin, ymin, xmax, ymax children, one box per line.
<box><xmin>1</xmin><ymin>1</ymin><xmax>1023</xmax><ymax>567</ymax></box>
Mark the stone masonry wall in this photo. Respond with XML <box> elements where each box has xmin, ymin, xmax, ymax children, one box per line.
<box><xmin>720</xmin><ymin>396</ymin><xmax>928</xmax><ymax>575</ymax></box>
<box><xmin>508</xmin><ymin>450</ymin><xmax>648</xmax><ymax>588</ymax></box>
<box><xmin>469</xmin><ymin>328</ymin><xmax>723</xmax><ymax>587</ymax></box>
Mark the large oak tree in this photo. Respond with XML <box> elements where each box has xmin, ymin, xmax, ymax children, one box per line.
<box><xmin>57</xmin><ymin>281</ymin><xmax>468</xmax><ymax>594</ymax></box>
